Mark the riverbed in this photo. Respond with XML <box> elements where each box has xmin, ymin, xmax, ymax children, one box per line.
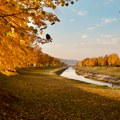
<box><xmin>61</xmin><ymin>67</ymin><xmax>120</xmax><ymax>88</ymax></box>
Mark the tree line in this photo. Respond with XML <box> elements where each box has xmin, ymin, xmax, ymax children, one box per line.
<box><xmin>0</xmin><ymin>46</ymin><xmax>65</xmax><ymax>75</ymax></box>
<box><xmin>76</xmin><ymin>53</ymin><xmax>120</xmax><ymax>67</ymax></box>
<box><xmin>28</xmin><ymin>48</ymin><xmax>65</xmax><ymax>68</ymax></box>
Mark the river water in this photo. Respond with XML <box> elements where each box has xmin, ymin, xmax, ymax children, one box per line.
<box><xmin>61</xmin><ymin>67</ymin><xmax>120</xmax><ymax>88</ymax></box>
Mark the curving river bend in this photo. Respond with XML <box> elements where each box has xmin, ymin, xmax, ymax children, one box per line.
<box><xmin>61</xmin><ymin>67</ymin><xmax>120</xmax><ymax>89</ymax></box>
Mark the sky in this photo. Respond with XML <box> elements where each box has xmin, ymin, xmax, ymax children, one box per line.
<box><xmin>42</xmin><ymin>0</ymin><xmax>120</xmax><ymax>60</ymax></box>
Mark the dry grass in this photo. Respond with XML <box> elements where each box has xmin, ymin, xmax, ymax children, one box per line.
<box><xmin>76</xmin><ymin>67</ymin><xmax>120</xmax><ymax>77</ymax></box>
<box><xmin>0</xmin><ymin>67</ymin><xmax>120</xmax><ymax>120</ymax></box>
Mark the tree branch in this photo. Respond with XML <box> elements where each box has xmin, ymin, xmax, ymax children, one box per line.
<box><xmin>0</xmin><ymin>12</ymin><xmax>24</xmax><ymax>18</ymax></box>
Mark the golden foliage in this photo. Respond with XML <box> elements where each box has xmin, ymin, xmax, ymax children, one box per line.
<box><xmin>76</xmin><ymin>53</ymin><xmax>120</xmax><ymax>67</ymax></box>
<box><xmin>0</xmin><ymin>0</ymin><xmax>73</xmax><ymax>75</ymax></box>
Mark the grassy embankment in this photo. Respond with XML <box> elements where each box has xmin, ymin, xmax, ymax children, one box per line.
<box><xmin>76</xmin><ymin>67</ymin><xmax>120</xmax><ymax>77</ymax></box>
<box><xmin>0</xmin><ymin>67</ymin><xmax>120</xmax><ymax>120</ymax></box>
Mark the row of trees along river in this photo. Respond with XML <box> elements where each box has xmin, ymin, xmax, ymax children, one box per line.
<box><xmin>0</xmin><ymin>0</ymin><xmax>75</xmax><ymax>75</ymax></box>
<box><xmin>76</xmin><ymin>53</ymin><xmax>120</xmax><ymax>67</ymax></box>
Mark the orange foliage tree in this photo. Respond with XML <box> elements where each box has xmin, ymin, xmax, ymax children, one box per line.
<box><xmin>0</xmin><ymin>0</ymin><xmax>75</xmax><ymax>75</ymax></box>
<box><xmin>76</xmin><ymin>53</ymin><xmax>120</xmax><ymax>67</ymax></box>
<box><xmin>108</xmin><ymin>53</ymin><xmax>119</xmax><ymax>66</ymax></box>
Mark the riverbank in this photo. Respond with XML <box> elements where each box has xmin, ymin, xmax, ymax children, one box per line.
<box><xmin>75</xmin><ymin>67</ymin><xmax>120</xmax><ymax>85</ymax></box>
<box><xmin>54</xmin><ymin>67</ymin><xmax>68</xmax><ymax>75</ymax></box>
<box><xmin>0</xmin><ymin>67</ymin><xmax>120</xmax><ymax>119</ymax></box>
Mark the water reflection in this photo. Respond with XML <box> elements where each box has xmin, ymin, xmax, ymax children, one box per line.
<box><xmin>61</xmin><ymin>67</ymin><xmax>120</xmax><ymax>88</ymax></box>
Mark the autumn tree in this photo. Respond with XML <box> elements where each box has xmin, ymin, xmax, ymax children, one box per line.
<box><xmin>76</xmin><ymin>53</ymin><xmax>120</xmax><ymax>68</ymax></box>
<box><xmin>104</xmin><ymin>55</ymin><xmax>108</xmax><ymax>66</ymax></box>
<box><xmin>108</xmin><ymin>53</ymin><xmax>119</xmax><ymax>66</ymax></box>
<box><xmin>0</xmin><ymin>0</ymin><xmax>75</xmax><ymax>75</ymax></box>
<box><xmin>97</xmin><ymin>57</ymin><xmax>106</xmax><ymax>66</ymax></box>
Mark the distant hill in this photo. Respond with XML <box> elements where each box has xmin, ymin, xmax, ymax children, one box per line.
<box><xmin>59</xmin><ymin>58</ymin><xmax>78</xmax><ymax>66</ymax></box>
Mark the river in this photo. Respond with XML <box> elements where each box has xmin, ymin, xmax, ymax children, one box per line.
<box><xmin>61</xmin><ymin>67</ymin><xmax>120</xmax><ymax>88</ymax></box>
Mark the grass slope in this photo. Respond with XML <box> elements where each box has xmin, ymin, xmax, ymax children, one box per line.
<box><xmin>76</xmin><ymin>67</ymin><xmax>120</xmax><ymax>77</ymax></box>
<box><xmin>0</xmin><ymin>67</ymin><xmax>120</xmax><ymax>120</ymax></box>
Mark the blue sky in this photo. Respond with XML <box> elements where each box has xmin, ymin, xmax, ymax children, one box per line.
<box><xmin>42</xmin><ymin>0</ymin><xmax>120</xmax><ymax>60</ymax></box>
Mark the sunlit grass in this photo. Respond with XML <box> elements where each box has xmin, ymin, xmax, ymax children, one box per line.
<box><xmin>0</xmin><ymin>67</ymin><xmax>120</xmax><ymax>119</ymax></box>
<box><xmin>77</xmin><ymin>67</ymin><xmax>120</xmax><ymax>77</ymax></box>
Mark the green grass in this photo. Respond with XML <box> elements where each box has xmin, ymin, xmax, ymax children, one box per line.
<box><xmin>0</xmin><ymin>67</ymin><xmax>120</xmax><ymax>120</ymax></box>
<box><xmin>76</xmin><ymin>67</ymin><xmax>120</xmax><ymax>77</ymax></box>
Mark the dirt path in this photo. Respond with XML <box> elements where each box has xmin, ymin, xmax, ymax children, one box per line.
<box><xmin>0</xmin><ymin>67</ymin><xmax>120</xmax><ymax>120</ymax></box>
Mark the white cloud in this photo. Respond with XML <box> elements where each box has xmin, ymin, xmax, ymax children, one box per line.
<box><xmin>78</xmin><ymin>34</ymin><xmax>120</xmax><ymax>48</ymax></box>
<box><xmin>109</xmin><ymin>0</ymin><xmax>113</xmax><ymax>1</ymax></box>
<box><xmin>78</xmin><ymin>10</ymin><xmax>88</xmax><ymax>16</ymax></box>
<box><xmin>87</xmin><ymin>26</ymin><xmax>95</xmax><ymax>31</ymax></box>
<box><xmin>96</xmin><ymin>18</ymin><xmax>117</xmax><ymax>27</ymax></box>
<box><xmin>104</xmin><ymin>0</ymin><xmax>114</xmax><ymax>5</ymax></box>
<box><xmin>87</xmin><ymin>17</ymin><xmax>117</xmax><ymax>31</ymax></box>
<box><xmin>96</xmin><ymin>39</ymin><xmax>118</xmax><ymax>45</ymax></box>
<box><xmin>81</xmin><ymin>34</ymin><xmax>88</xmax><ymax>39</ymax></box>
<box><xmin>95</xmin><ymin>35</ymin><xmax>119</xmax><ymax>46</ymax></box>
<box><xmin>101</xmin><ymin>18</ymin><xmax>117</xmax><ymax>25</ymax></box>
<box><xmin>106</xmin><ymin>0</ymin><xmax>113</xmax><ymax>2</ymax></box>
<box><xmin>69</xmin><ymin>19</ymin><xmax>75</xmax><ymax>22</ymax></box>
<box><xmin>96</xmin><ymin>24</ymin><xmax>103</xmax><ymax>27</ymax></box>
